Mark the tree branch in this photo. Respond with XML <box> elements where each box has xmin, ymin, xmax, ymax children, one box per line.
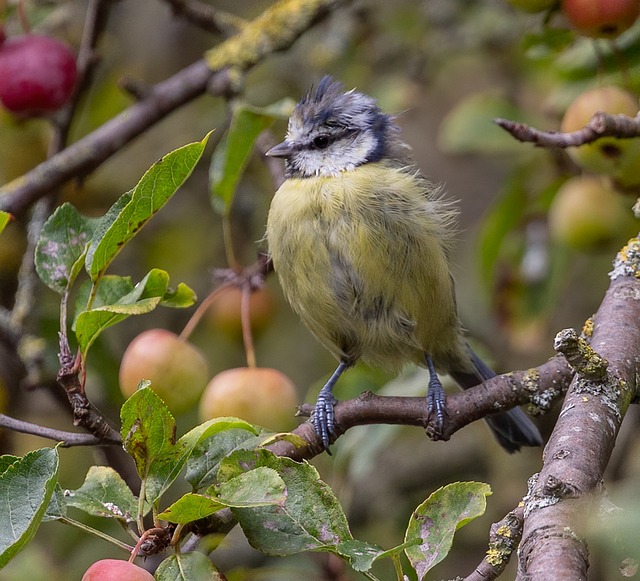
<box><xmin>269</xmin><ymin>356</ymin><xmax>573</xmax><ymax>460</ymax></box>
<box><xmin>495</xmin><ymin>111</ymin><xmax>640</xmax><ymax>149</ymax></box>
<box><xmin>517</xmin><ymin>237</ymin><xmax>640</xmax><ymax>579</ymax></box>
<box><xmin>0</xmin><ymin>413</ymin><xmax>109</xmax><ymax>446</ymax></box>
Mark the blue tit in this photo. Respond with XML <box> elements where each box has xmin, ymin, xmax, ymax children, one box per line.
<box><xmin>265</xmin><ymin>76</ymin><xmax>542</xmax><ymax>453</ymax></box>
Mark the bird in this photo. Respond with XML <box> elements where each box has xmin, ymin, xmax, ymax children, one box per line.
<box><xmin>265</xmin><ymin>76</ymin><xmax>543</xmax><ymax>453</ymax></box>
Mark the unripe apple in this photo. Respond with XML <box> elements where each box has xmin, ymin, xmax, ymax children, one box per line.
<box><xmin>506</xmin><ymin>0</ymin><xmax>557</xmax><ymax>13</ymax></box>
<box><xmin>562</xmin><ymin>0</ymin><xmax>640</xmax><ymax>38</ymax></box>
<box><xmin>561</xmin><ymin>86</ymin><xmax>640</xmax><ymax>186</ymax></box>
<box><xmin>0</xmin><ymin>34</ymin><xmax>77</xmax><ymax>115</ymax></box>
<box><xmin>549</xmin><ymin>175</ymin><xmax>635</xmax><ymax>250</ymax></box>
<box><xmin>119</xmin><ymin>329</ymin><xmax>209</xmax><ymax>415</ymax></box>
<box><xmin>199</xmin><ymin>367</ymin><xmax>298</xmax><ymax>431</ymax></box>
<box><xmin>207</xmin><ymin>286</ymin><xmax>276</xmax><ymax>340</ymax></box>
<box><xmin>82</xmin><ymin>559</ymin><xmax>154</xmax><ymax>581</ymax></box>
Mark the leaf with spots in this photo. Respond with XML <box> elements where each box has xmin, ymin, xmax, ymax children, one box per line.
<box><xmin>0</xmin><ymin>448</ymin><xmax>59</xmax><ymax>568</ymax></box>
<box><xmin>35</xmin><ymin>203</ymin><xmax>98</xmax><ymax>294</ymax></box>
<box><xmin>62</xmin><ymin>466</ymin><xmax>138</xmax><ymax>522</ymax></box>
<box><xmin>404</xmin><ymin>481</ymin><xmax>492</xmax><ymax>580</ymax></box>
<box><xmin>219</xmin><ymin>448</ymin><xmax>353</xmax><ymax>556</ymax></box>
<box><xmin>155</xmin><ymin>551</ymin><xmax>224</xmax><ymax>581</ymax></box>
<box><xmin>85</xmin><ymin>133</ymin><xmax>211</xmax><ymax>283</ymax></box>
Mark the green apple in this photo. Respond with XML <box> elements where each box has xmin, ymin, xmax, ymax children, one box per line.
<box><xmin>199</xmin><ymin>367</ymin><xmax>298</xmax><ymax>431</ymax></box>
<box><xmin>549</xmin><ymin>175</ymin><xmax>635</xmax><ymax>250</ymax></box>
<box><xmin>119</xmin><ymin>329</ymin><xmax>209</xmax><ymax>415</ymax></box>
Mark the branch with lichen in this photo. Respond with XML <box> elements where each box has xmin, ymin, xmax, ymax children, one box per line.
<box><xmin>516</xmin><ymin>236</ymin><xmax>640</xmax><ymax>578</ymax></box>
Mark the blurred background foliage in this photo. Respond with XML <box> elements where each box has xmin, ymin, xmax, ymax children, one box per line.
<box><xmin>1</xmin><ymin>0</ymin><xmax>640</xmax><ymax>579</ymax></box>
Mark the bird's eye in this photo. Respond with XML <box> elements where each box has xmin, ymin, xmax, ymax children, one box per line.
<box><xmin>313</xmin><ymin>135</ymin><xmax>330</xmax><ymax>149</ymax></box>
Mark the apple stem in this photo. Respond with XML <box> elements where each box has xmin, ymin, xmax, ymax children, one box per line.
<box><xmin>241</xmin><ymin>283</ymin><xmax>257</xmax><ymax>368</ymax></box>
<box><xmin>179</xmin><ymin>281</ymin><xmax>233</xmax><ymax>341</ymax></box>
<box><xmin>222</xmin><ymin>213</ymin><xmax>240</xmax><ymax>271</ymax></box>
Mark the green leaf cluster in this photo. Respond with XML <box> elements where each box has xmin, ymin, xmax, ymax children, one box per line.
<box><xmin>34</xmin><ymin>134</ymin><xmax>210</xmax><ymax>359</ymax></box>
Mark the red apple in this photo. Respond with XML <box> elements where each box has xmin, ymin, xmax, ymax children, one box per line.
<box><xmin>82</xmin><ymin>559</ymin><xmax>154</xmax><ymax>581</ymax></box>
<box><xmin>0</xmin><ymin>34</ymin><xmax>77</xmax><ymax>115</ymax></box>
<box><xmin>119</xmin><ymin>329</ymin><xmax>209</xmax><ymax>415</ymax></box>
<box><xmin>199</xmin><ymin>367</ymin><xmax>298</xmax><ymax>431</ymax></box>
<box><xmin>207</xmin><ymin>286</ymin><xmax>276</xmax><ymax>340</ymax></box>
<box><xmin>562</xmin><ymin>0</ymin><xmax>640</xmax><ymax>38</ymax></box>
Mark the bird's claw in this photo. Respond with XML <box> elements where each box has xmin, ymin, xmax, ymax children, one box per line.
<box><xmin>313</xmin><ymin>390</ymin><xmax>338</xmax><ymax>452</ymax></box>
<box><xmin>426</xmin><ymin>379</ymin><xmax>446</xmax><ymax>437</ymax></box>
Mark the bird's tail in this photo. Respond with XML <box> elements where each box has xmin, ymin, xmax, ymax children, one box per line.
<box><xmin>450</xmin><ymin>349</ymin><xmax>543</xmax><ymax>453</ymax></box>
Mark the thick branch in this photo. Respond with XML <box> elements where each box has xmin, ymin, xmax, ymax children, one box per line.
<box><xmin>517</xmin><ymin>238</ymin><xmax>640</xmax><ymax>579</ymax></box>
<box><xmin>269</xmin><ymin>356</ymin><xmax>572</xmax><ymax>460</ymax></box>
<box><xmin>495</xmin><ymin>111</ymin><xmax>640</xmax><ymax>148</ymax></box>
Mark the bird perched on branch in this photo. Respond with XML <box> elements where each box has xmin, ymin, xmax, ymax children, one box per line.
<box><xmin>265</xmin><ymin>76</ymin><xmax>542</xmax><ymax>453</ymax></box>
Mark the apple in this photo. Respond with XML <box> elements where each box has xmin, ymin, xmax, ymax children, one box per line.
<box><xmin>119</xmin><ymin>329</ymin><xmax>209</xmax><ymax>415</ymax></box>
<box><xmin>506</xmin><ymin>0</ymin><xmax>557</xmax><ymax>13</ymax></box>
<box><xmin>82</xmin><ymin>559</ymin><xmax>154</xmax><ymax>581</ymax></box>
<box><xmin>0</xmin><ymin>34</ymin><xmax>77</xmax><ymax>115</ymax></box>
<box><xmin>199</xmin><ymin>367</ymin><xmax>298</xmax><ymax>431</ymax></box>
<box><xmin>561</xmin><ymin>86</ymin><xmax>640</xmax><ymax>185</ymax></box>
<box><xmin>562</xmin><ymin>0</ymin><xmax>640</xmax><ymax>38</ymax></box>
<box><xmin>207</xmin><ymin>286</ymin><xmax>276</xmax><ymax>340</ymax></box>
<box><xmin>548</xmin><ymin>175</ymin><xmax>635</xmax><ymax>250</ymax></box>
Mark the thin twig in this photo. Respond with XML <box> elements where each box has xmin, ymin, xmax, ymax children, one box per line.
<box><xmin>0</xmin><ymin>413</ymin><xmax>112</xmax><ymax>446</ymax></box>
<box><xmin>163</xmin><ymin>0</ymin><xmax>245</xmax><ymax>36</ymax></box>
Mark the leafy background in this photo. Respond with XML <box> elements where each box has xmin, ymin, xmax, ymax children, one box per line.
<box><xmin>1</xmin><ymin>0</ymin><xmax>640</xmax><ymax>579</ymax></box>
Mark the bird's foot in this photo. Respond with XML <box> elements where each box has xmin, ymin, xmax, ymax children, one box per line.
<box><xmin>313</xmin><ymin>389</ymin><xmax>338</xmax><ymax>453</ymax></box>
<box><xmin>426</xmin><ymin>375</ymin><xmax>446</xmax><ymax>438</ymax></box>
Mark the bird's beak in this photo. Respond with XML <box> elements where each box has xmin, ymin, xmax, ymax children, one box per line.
<box><xmin>266</xmin><ymin>141</ymin><xmax>294</xmax><ymax>159</ymax></box>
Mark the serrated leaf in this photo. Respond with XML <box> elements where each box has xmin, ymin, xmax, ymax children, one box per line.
<box><xmin>86</xmin><ymin>134</ymin><xmax>210</xmax><ymax>282</ymax></box>
<box><xmin>0</xmin><ymin>448</ymin><xmax>59</xmax><ymax>568</ymax></box>
<box><xmin>63</xmin><ymin>466</ymin><xmax>138</xmax><ymax>522</ymax></box>
<box><xmin>0</xmin><ymin>211</ymin><xmax>11</xmax><ymax>235</ymax></box>
<box><xmin>222</xmin><ymin>449</ymin><xmax>352</xmax><ymax>556</ymax></box>
<box><xmin>334</xmin><ymin>539</ymin><xmax>386</xmax><ymax>572</ymax></box>
<box><xmin>185</xmin><ymin>424</ymin><xmax>262</xmax><ymax>492</ymax></box>
<box><xmin>43</xmin><ymin>485</ymin><xmax>67</xmax><ymax>522</ymax></box>
<box><xmin>155</xmin><ymin>551</ymin><xmax>223</xmax><ymax>581</ymax></box>
<box><xmin>157</xmin><ymin>493</ymin><xmax>227</xmax><ymax>524</ymax></box>
<box><xmin>210</xmin><ymin>104</ymin><xmax>278</xmax><ymax>214</ymax></box>
<box><xmin>0</xmin><ymin>455</ymin><xmax>19</xmax><ymax>474</ymax></box>
<box><xmin>404</xmin><ymin>481</ymin><xmax>491</xmax><ymax>580</ymax></box>
<box><xmin>216</xmin><ymin>466</ymin><xmax>286</xmax><ymax>507</ymax></box>
<box><xmin>35</xmin><ymin>203</ymin><xmax>97</xmax><ymax>294</ymax></box>
<box><xmin>121</xmin><ymin>391</ymin><xmax>250</xmax><ymax>507</ymax></box>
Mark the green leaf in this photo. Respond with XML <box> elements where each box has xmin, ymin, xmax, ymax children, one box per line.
<box><xmin>185</xmin><ymin>424</ymin><xmax>262</xmax><ymax>492</ymax></box>
<box><xmin>221</xmin><ymin>449</ymin><xmax>353</xmax><ymax>556</ymax></box>
<box><xmin>161</xmin><ymin>282</ymin><xmax>197</xmax><ymax>308</ymax></box>
<box><xmin>155</xmin><ymin>551</ymin><xmax>223</xmax><ymax>581</ymax></box>
<box><xmin>43</xmin><ymin>485</ymin><xmax>67</xmax><ymax>522</ymax></box>
<box><xmin>0</xmin><ymin>211</ymin><xmax>11</xmax><ymax>235</ymax></box>
<box><xmin>35</xmin><ymin>203</ymin><xmax>98</xmax><ymax>294</ymax></box>
<box><xmin>404</xmin><ymin>481</ymin><xmax>492</xmax><ymax>580</ymax></box>
<box><xmin>160</xmin><ymin>466</ymin><xmax>288</xmax><ymax>524</ymax></box>
<box><xmin>75</xmin><ymin>269</ymin><xmax>195</xmax><ymax>358</ymax></box>
<box><xmin>157</xmin><ymin>493</ymin><xmax>227</xmax><ymax>524</ymax></box>
<box><xmin>334</xmin><ymin>539</ymin><xmax>387</xmax><ymax>572</ymax></box>
<box><xmin>63</xmin><ymin>466</ymin><xmax>138</xmax><ymax>522</ymax></box>
<box><xmin>0</xmin><ymin>455</ymin><xmax>19</xmax><ymax>474</ymax></box>
<box><xmin>0</xmin><ymin>448</ymin><xmax>59</xmax><ymax>568</ymax></box>
<box><xmin>210</xmin><ymin>102</ymin><xmax>292</xmax><ymax>214</ymax></box>
<box><xmin>121</xmin><ymin>390</ymin><xmax>249</xmax><ymax>507</ymax></box>
<box><xmin>86</xmin><ymin>133</ymin><xmax>211</xmax><ymax>282</ymax></box>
